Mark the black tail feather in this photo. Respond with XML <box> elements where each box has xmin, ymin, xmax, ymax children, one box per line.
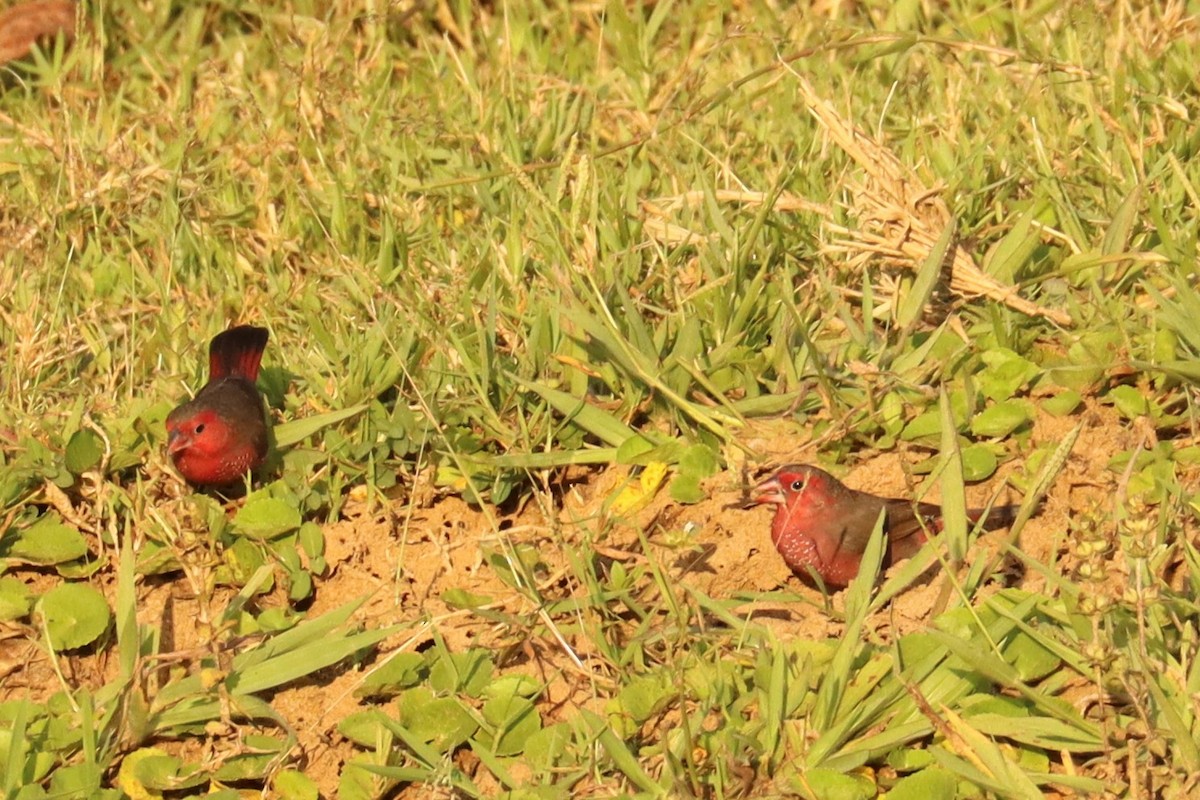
<box><xmin>208</xmin><ymin>325</ymin><xmax>269</xmax><ymax>381</ymax></box>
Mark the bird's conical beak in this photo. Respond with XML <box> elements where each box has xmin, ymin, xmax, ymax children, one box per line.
<box><xmin>751</xmin><ymin>475</ymin><xmax>785</xmax><ymax>505</ymax></box>
<box><xmin>167</xmin><ymin>429</ymin><xmax>189</xmax><ymax>455</ymax></box>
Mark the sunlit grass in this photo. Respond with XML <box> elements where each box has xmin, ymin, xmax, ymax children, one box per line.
<box><xmin>1</xmin><ymin>0</ymin><xmax>1199</xmax><ymax>796</ymax></box>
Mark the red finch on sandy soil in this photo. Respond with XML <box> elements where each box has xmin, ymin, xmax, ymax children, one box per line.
<box><xmin>166</xmin><ymin>325</ymin><xmax>270</xmax><ymax>487</ymax></box>
<box><xmin>752</xmin><ymin>464</ymin><xmax>1017</xmax><ymax>587</ymax></box>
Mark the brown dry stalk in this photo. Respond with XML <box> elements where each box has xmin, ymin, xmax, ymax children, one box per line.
<box><xmin>789</xmin><ymin>69</ymin><xmax>1073</xmax><ymax>327</ymax></box>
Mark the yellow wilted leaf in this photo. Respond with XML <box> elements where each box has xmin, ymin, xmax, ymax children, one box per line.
<box><xmin>610</xmin><ymin>462</ymin><xmax>669</xmax><ymax>515</ymax></box>
<box><xmin>116</xmin><ymin>747</ymin><xmax>170</xmax><ymax>800</ymax></box>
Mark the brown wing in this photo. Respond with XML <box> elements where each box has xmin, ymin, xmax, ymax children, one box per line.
<box><xmin>811</xmin><ymin>492</ymin><xmax>935</xmax><ymax>577</ymax></box>
<box><xmin>881</xmin><ymin>499</ymin><xmax>943</xmax><ymax>560</ymax></box>
<box><xmin>885</xmin><ymin>500</ymin><xmax>1021</xmax><ymax>559</ymax></box>
<box><xmin>969</xmin><ymin>504</ymin><xmax>1019</xmax><ymax>531</ymax></box>
<box><xmin>820</xmin><ymin>491</ymin><xmax>891</xmax><ymax>559</ymax></box>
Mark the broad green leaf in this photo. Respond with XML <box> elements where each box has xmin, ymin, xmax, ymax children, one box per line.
<box><xmin>273</xmin><ymin>769</ymin><xmax>319</xmax><ymax>800</ymax></box>
<box><xmin>338</xmin><ymin>759</ymin><xmax>394</xmax><ymax>800</ymax></box>
<box><xmin>668</xmin><ymin>471</ymin><xmax>705</xmax><ymax>503</ymax></box>
<box><xmin>480</xmin><ymin>693</ymin><xmax>541</xmax><ymax>756</ymax></box>
<box><xmin>116</xmin><ymin>749</ymin><xmax>169</xmax><ymax>796</ymax></box>
<box><xmin>1107</xmin><ymin>385</ymin><xmax>1148</xmax><ymax>419</ymax></box>
<box><xmin>285</xmin><ymin>564</ymin><xmax>312</xmax><ymax>602</ymax></box>
<box><xmin>482</xmin><ymin>675</ymin><xmax>541</xmax><ymax>700</ymax></box>
<box><xmin>611</xmin><ymin>673</ymin><xmax>673</xmax><ymax>723</ymax></box>
<box><xmin>0</xmin><ymin>577</ymin><xmax>33</xmax><ymax>621</ymax></box>
<box><xmin>397</xmin><ymin>687</ymin><xmax>479</xmax><ymax>751</ymax></box>
<box><xmin>37</xmin><ymin>583</ymin><xmax>111</xmax><ymax>650</ymax></box>
<box><xmin>678</xmin><ymin>443</ymin><xmax>718</xmax><ymax>479</ymax></box>
<box><xmin>47</xmin><ymin>763</ymin><xmax>104</xmax><ymax>798</ymax></box>
<box><xmin>337</xmin><ymin>710</ymin><xmax>394</xmax><ymax>748</ymax></box>
<box><xmin>960</xmin><ymin>444</ymin><xmax>998</xmax><ymax>482</ymax></box>
<box><xmin>888</xmin><ymin>766</ymin><xmax>957</xmax><ymax>800</ymax></box>
<box><xmin>297</xmin><ymin>522</ymin><xmax>324</xmax><ymax>560</ymax></box>
<box><xmin>1151</xmin><ymin>328</ymin><xmax>1178</xmax><ymax>364</ymax></box>
<box><xmin>978</xmin><ymin>348</ymin><xmax>1040</xmax><ymax>402</ymax></box>
<box><xmin>614</xmin><ymin>433</ymin><xmax>658</xmax><ymax>462</ymax></box>
<box><xmin>1040</xmin><ymin>390</ymin><xmax>1081</xmax><ymax>417</ymax></box>
<box><xmin>880</xmin><ymin>391</ymin><xmax>905</xmax><ymax>436</ymax></box>
<box><xmin>356</xmin><ymin>652</ymin><xmax>427</xmax><ymax>698</ymax></box>
<box><xmin>1</xmin><ymin>514</ymin><xmax>88</xmax><ymax>565</ymax></box>
<box><xmin>523</xmin><ymin>723</ymin><xmax>572</xmax><ymax>771</ymax></box>
<box><xmin>669</xmin><ymin>443</ymin><xmax>718</xmax><ymax>503</ymax></box>
<box><xmin>214</xmin><ymin>750</ymin><xmax>278</xmax><ymax>781</ymax></box>
<box><xmin>886</xmin><ymin>748</ymin><xmax>935</xmax><ymax>771</ymax></box>
<box><xmin>224</xmin><ymin>537</ymin><xmax>267</xmax><ymax>585</ymax></box>
<box><xmin>64</xmin><ymin>429</ymin><xmax>104</xmax><ymax>475</ymax></box>
<box><xmin>900</xmin><ymin>409</ymin><xmax>943</xmax><ymax>443</ymax></box>
<box><xmin>1003</xmin><ymin>628</ymin><xmax>1062</xmax><ymax>682</ymax></box>
<box><xmin>231</xmin><ymin>498</ymin><xmax>301</xmax><ymax>540</ymax></box>
<box><xmin>970</xmin><ymin>400</ymin><xmax>1032</xmax><ymax>438</ymax></box>
<box><xmin>784</xmin><ymin>766</ymin><xmax>874</xmax><ymax>800</ymax></box>
<box><xmin>255</xmin><ymin>607</ymin><xmax>296</xmax><ymax>632</ymax></box>
<box><xmin>441</xmin><ymin>588</ymin><xmax>493</xmax><ymax>610</ymax></box>
<box><xmin>429</xmin><ymin>649</ymin><xmax>494</xmax><ymax>696</ymax></box>
<box><xmin>117</xmin><ymin>748</ymin><xmax>204</xmax><ymax>794</ymax></box>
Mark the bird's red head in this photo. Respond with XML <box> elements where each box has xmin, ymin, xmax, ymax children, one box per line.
<box><xmin>752</xmin><ymin>464</ymin><xmax>835</xmax><ymax>508</ymax></box>
<box><xmin>166</xmin><ymin>406</ymin><xmax>231</xmax><ymax>460</ymax></box>
<box><xmin>165</xmin><ymin>403</ymin><xmax>259</xmax><ymax>486</ymax></box>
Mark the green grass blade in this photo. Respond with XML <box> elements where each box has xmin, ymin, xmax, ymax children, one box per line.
<box><xmin>274</xmin><ymin>405</ymin><xmax>369</xmax><ymax>449</ymax></box>
<box><xmin>897</xmin><ymin>218</ymin><xmax>955</xmax><ymax>330</ymax></box>
<box><xmin>582</xmin><ymin>710</ymin><xmax>666</xmax><ymax>797</ymax></box>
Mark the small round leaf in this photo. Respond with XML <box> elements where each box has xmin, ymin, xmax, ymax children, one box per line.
<box><xmin>37</xmin><ymin>583</ymin><xmax>111</xmax><ymax>650</ymax></box>
<box><xmin>0</xmin><ymin>576</ymin><xmax>33</xmax><ymax>621</ymax></box>
<box><xmin>64</xmin><ymin>429</ymin><xmax>104</xmax><ymax>475</ymax></box>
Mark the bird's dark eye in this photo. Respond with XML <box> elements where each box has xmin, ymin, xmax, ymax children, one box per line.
<box><xmin>194</xmin><ymin>423</ymin><xmax>206</xmax><ymax>434</ymax></box>
<box><xmin>790</xmin><ymin>479</ymin><xmax>805</xmax><ymax>491</ymax></box>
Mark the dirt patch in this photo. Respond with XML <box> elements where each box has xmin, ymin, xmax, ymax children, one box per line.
<box><xmin>4</xmin><ymin>397</ymin><xmax>1195</xmax><ymax>795</ymax></box>
<box><xmin>263</xmin><ymin>398</ymin><xmax>1158</xmax><ymax>793</ymax></box>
